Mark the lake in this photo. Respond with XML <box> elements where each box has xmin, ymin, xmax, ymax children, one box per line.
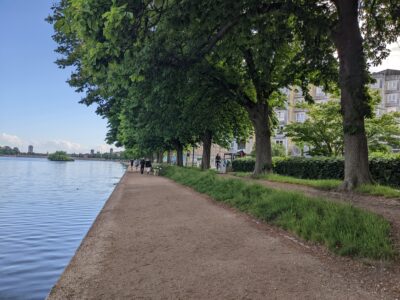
<box><xmin>0</xmin><ymin>157</ymin><xmax>125</xmax><ymax>300</ymax></box>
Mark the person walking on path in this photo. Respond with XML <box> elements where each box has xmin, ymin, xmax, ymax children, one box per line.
<box><xmin>135</xmin><ymin>159</ymin><xmax>140</xmax><ymax>171</ymax></box>
<box><xmin>140</xmin><ymin>158</ymin><xmax>145</xmax><ymax>174</ymax></box>
<box><xmin>145</xmin><ymin>159</ymin><xmax>152</xmax><ymax>175</ymax></box>
<box><xmin>130</xmin><ymin>159</ymin><xmax>134</xmax><ymax>171</ymax></box>
<box><xmin>215</xmin><ymin>153</ymin><xmax>221</xmax><ymax>170</ymax></box>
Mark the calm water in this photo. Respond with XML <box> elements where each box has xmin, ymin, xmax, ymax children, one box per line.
<box><xmin>0</xmin><ymin>157</ymin><xmax>125</xmax><ymax>300</ymax></box>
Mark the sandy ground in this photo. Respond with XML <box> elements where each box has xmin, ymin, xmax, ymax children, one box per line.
<box><xmin>48</xmin><ymin>171</ymin><xmax>397</xmax><ymax>299</ymax></box>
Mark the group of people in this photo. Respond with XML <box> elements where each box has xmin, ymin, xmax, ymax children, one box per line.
<box><xmin>130</xmin><ymin>158</ymin><xmax>152</xmax><ymax>174</ymax></box>
<box><xmin>129</xmin><ymin>153</ymin><xmax>224</xmax><ymax>174</ymax></box>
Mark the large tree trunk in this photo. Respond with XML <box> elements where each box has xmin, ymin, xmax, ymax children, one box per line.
<box><xmin>156</xmin><ymin>151</ymin><xmax>163</xmax><ymax>163</ymax></box>
<box><xmin>201</xmin><ymin>130</ymin><xmax>212</xmax><ymax>170</ymax></box>
<box><xmin>167</xmin><ymin>150</ymin><xmax>171</xmax><ymax>164</ymax></box>
<box><xmin>176</xmin><ymin>144</ymin><xmax>184</xmax><ymax>167</ymax></box>
<box><xmin>333</xmin><ymin>0</ymin><xmax>373</xmax><ymax>190</ymax></box>
<box><xmin>247</xmin><ymin>103</ymin><xmax>272</xmax><ymax>174</ymax></box>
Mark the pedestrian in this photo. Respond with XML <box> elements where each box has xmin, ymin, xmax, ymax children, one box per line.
<box><xmin>140</xmin><ymin>158</ymin><xmax>145</xmax><ymax>174</ymax></box>
<box><xmin>130</xmin><ymin>159</ymin><xmax>134</xmax><ymax>171</ymax></box>
<box><xmin>145</xmin><ymin>159</ymin><xmax>152</xmax><ymax>175</ymax></box>
<box><xmin>215</xmin><ymin>153</ymin><xmax>221</xmax><ymax>170</ymax></box>
<box><xmin>135</xmin><ymin>159</ymin><xmax>139</xmax><ymax>171</ymax></box>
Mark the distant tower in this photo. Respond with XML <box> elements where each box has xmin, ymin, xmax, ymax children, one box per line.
<box><xmin>110</xmin><ymin>148</ymin><xmax>113</xmax><ymax>154</ymax></box>
<box><xmin>90</xmin><ymin>149</ymin><xmax>95</xmax><ymax>155</ymax></box>
<box><xmin>28</xmin><ymin>145</ymin><xmax>33</xmax><ymax>154</ymax></box>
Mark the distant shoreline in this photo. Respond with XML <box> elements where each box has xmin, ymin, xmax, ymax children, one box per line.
<box><xmin>0</xmin><ymin>154</ymin><xmax>126</xmax><ymax>162</ymax></box>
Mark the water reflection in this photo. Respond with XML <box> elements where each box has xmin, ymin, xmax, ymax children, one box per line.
<box><xmin>0</xmin><ymin>157</ymin><xmax>125</xmax><ymax>300</ymax></box>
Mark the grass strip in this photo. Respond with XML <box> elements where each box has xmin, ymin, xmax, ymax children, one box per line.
<box><xmin>356</xmin><ymin>184</ymin><xmax>400</xmax><ymax>198</ymax></box>
<box><xmin>233</xmin><ymin>172</ymin><xmax>400</xmax><ymax>198</ymax></box>
<box><xmin>162</xmin><ymin>166</ymin><xmax>394</xmax><ymax>260</ymax></box>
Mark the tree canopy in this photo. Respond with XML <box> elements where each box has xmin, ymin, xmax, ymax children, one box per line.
<box><xmin>48</xmin><ymin>0</ymin><xmax>400</xmax><ymax>186</ymax></box>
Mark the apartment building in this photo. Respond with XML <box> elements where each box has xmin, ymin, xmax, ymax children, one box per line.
<box><xmin>272</xmin><ymin>69</ymin><xmax>400</xmax><ymax>155</ymax></box>
<box><xmin>370</xmin><ymin>69</ymin><xmax>400</xmax><ymax>115</ymax></box>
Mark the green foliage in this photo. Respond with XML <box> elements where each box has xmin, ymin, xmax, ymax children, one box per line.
<box><xmin>162</xmin><ymin>166</ymin><xmax>394</xmax><ymax>259</ymax></box>
<box><xmin>0</xmin><ymin>146</ymin><xmax>20</xmax><ymax>155</ymax></box>
<box><xmin>258</xmin><ymin>173</ymin><xmax>342</xmax><ymax>190</ymax></box>
<box><xmin>275</xmin><ymin>157</ymin><xmax>400</xmax><ymax>188</ymax></box>
<box><xmin>234</xmin><ymin>172</ymin><xmax>400</xmax><ymax>198</ymax></box>
<box><xmin>231</xmin><ymin>157</ymin><xmax>257</xmax><ymax>173</ymax></box>
<box><xmin>285</xmin><ymin>97</ymin><xmax>400</xmax><ymax>156</ymax></box>
<box><xmin>271</xmin><ymin>143</ymin><xmax>286</xmax><ymax>157</ymax></box>
<box><xmin>285</xmin><ymin>101</ymin><xmax>343</xmax><ymax>156</ymax></box>
<box><xmin>233</xmin><ymin>156</ymin><xmax>400</xmax><ymax>189</ymax></box>
<box><xmin>369</xmin><ymin>157</ymin><xmax>400</xmax><ymax>188</ymax></box>
<box><xmin>273</xmin><ymin>157</ymin><xmax>344</xmax><ymax>180</ymax></box>
<box><xmin>48</xmin><ymin>151</ymin><xmax>74</xmax><ymax>161</ymax></box>
<box><xmin>356</xmin><ymin>184</ymin><xmax>400</xmax><ymax>199</ymax></box>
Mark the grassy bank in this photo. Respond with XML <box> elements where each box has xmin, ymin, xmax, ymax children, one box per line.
<box><xmin>233</xmin><ymin>172</ymin><xmax>400</xmax><ymax>198</ymax></box>
<box><xmin>162</xmin><ymin>166</ymin><xmax>394</xmax><ymax>260</ymax></box>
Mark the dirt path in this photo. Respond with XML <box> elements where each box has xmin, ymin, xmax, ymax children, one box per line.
<box><xmin>48</xmin><ymin>171</ymin><xmax>398</xmax><ymax>299</ymax></box>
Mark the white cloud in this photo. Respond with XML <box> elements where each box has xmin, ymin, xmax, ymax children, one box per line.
<box><xmin>0</xmin><ymin>132</ymin><xmax>122</xmax><ymax>154</ymax></box>
<box><xmin>96</xmin><ymin>144</ymin><xmax>115</xmax><ymax>153</ymax></box>
<box><xmin>38</xmin><ymin>140</ymin><xmax>85</xmax><ymax>153</ymax></box>
<box><xmin>0</xmin><ymin>133</ymin><xmax>25</xmax><ymax>147</ymax></box>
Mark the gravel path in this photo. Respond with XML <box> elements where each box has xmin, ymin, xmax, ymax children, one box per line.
<box><xmin>48</xmin><ymin>171</ymin><xmax>396</xmax><ymax>299</ymax></box>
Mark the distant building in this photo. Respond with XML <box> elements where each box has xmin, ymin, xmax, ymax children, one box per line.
<box><xmin>90</xmin><ymin>149</ymin><xmax>95</xmax><ymax>155</ymax></box>
<box><xmin>110</xmin><ymin>148</ymin><xmax>113</xmax><ymax>154</ymax></box>
<box><xmin>370</xmin><ymin>69</ymin><xmax>400</xmax><ymax>115</ymax></box>
<box><xmin>28</xmin><ymin>145</ymin><xmax>33</xmax><ymax>154</ymax></box>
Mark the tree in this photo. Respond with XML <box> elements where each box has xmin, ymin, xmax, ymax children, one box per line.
<box><xmin>292</xmin><ymin>0</ymin><xmax>400</xmax><ymax>189</ymax></box>
<box><xmin>285</xmin><ymin>100</ymin><xmax>400</xmax><ymax>156</ymax></box>
<box><xmin>158</xmin><ymin>1</ymin><xmax>336</xmax><ymax>174</ymax></box>
<box><xmin>285</xmin><ymin>101</ymin><xmax>343</xmax><ymax>156</ymax></box>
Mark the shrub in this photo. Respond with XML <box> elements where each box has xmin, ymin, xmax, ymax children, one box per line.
<box><xmin>273</xmin><ymin>157</ymin><xmax>344</xmax><ymax>180</ymax></box>
<box><xmin>48</xmin><ymin>151</ymin><xmax>74</xmax><ymax>161</ymax></box>
<box><xmin>232</xmin><ymin>157</ymin><xmax>285</xmax><ymax>172</ymax></box>
<box><xmin>231</xmin><ymin>157</ymin><xmax>255</xmax><ymax>172</ymax></box>
<box><xmin>232</xmin><ymin>156</ymin><xmax>400</xmax><ymax>188</ymax></box>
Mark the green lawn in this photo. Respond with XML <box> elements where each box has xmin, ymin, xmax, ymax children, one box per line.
<box><xmin>162</xmin><ymin>166</ymin><xmax>394</xmax><ymax>260</ymax></box>
<box><xmin>232</xmin><ymin>172</ymin><xmax>400</xmax><ymax>198</ymax></box>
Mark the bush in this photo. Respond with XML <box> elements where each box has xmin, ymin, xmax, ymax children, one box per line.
<box><xmin>162</xmin><ymin>166</ymin><xmax>394</xmax><ymax>259</ymax></box>
<box><xmin>232</xmin><ymin>157</ymin><xmax>286</xmax><ymax>172</ymax></box>
<box><xmin>48</xmin><ymin>151</ymin><xmax>74</xmax><ymax>161</ymax></box>
<box><xmin>231</xmin><ymin>157</ymin><xmax>256</xmax><ymax>172</ymax></box>
<box><xmin>273</xmin><ymin>157</ymin><xmax>344</xmax><ymax>180</ymax></box>
<box><xmin>232</xmin><ymin>156</ymin><xmax>400</xmax><ymax>188</ymax></box>
<box><xmin>369</xmin><ymin>157</ymin><xmax>400</xmax><ymax>187</ymax></box>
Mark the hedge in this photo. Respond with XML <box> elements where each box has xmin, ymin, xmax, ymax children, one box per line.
<box><xmin>231</xmin><ymin>157</ymin><xmax>256</xmax><ymax>172</ymax></box>
<box><xmin>232</xmin><ymin>157</ymin><xmax>400</xmax><ymax>188</ymax></box>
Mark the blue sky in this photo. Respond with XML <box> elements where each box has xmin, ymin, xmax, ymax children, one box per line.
<box><xmin>0</xmin><ymin>0</ymin><xmax>119</xmax><ymax>153</ymax></box>
<box><xmin>0</xmin><ymin>1</ymin><xmax>399</xmax><ymax>153</ymax></box>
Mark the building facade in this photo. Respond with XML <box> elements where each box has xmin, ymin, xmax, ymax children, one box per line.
<box><xmin>28</xmin><ymin>145</ymin><xmax>33</xmax><ymax>154</ymax></box>
<box><xmin>271</xmin><ymin>69</ymin><xmax>400</xmax><ymax>155</ymax></box>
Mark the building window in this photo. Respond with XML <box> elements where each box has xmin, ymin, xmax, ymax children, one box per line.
<box><xmin>295</xmin><ymin>112</ymin><xmax>306</xmax><ymax>122</ymax></box>
<box><xmin>276</xmin><ymin>140</ymin><xmax>283</xmax><ymax>145</ymax></box>
<box><xmin>276</xmin><ymin>111</ymin><xmax>285</xmax><ymax>121</ymax></box>
<box><xmin>387</xmin><ymin>94</ymin><xmax>398</xmax><ymax>104</ymax></box>
<box><xmin>387</xmin><ymin>81</ymin><xmax>398</xmax><ymax>90</ymax></box>
<box><xmin>277</xmin><ymin>125</ymin><xmax>284</xmax><ymax>134</ymax></box>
